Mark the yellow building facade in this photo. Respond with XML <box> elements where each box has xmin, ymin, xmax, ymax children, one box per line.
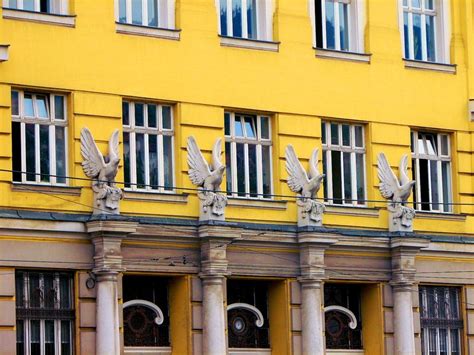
<box><xmin>0</xmin><ymin>0</ymin><xmax>474</xmax><ymax>354</ymax></box>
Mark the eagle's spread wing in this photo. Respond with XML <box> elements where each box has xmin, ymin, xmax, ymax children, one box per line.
<box><xmin>80</xmin><ymin>128</ymin><xmax>106</xmax><ymax>178</ymax></box>
<box><xmin>377</xmin><ymin>153</ymin><xmax>400</xmax><ymax>199</ymax></box>
<box><xmin>211</xmin><ymin>138</ymin><xmax>224</xmax><ymax>171</ymax></box>
<box><xmin>108</xmin><ymin>129</ymin><xmax>120</xmax><ymax>162</ymax></box>
<box><xmin>285</xmin><ymin>145</ymin><xmax>309</xmax><ymax>193</ymax></box>
<box><xmin>398</xmin><ymin>154</ymin><xmax>410</xmax><ymax>186</ymax></box>
<box><xmin>308</xmin><ymin>148</ymin><xmax>320</xmax><ymax>179</ymax></box>
<box><xmin>187</xmin><ymin>136</ymin><xmax>211</xmax><ymax>186</ymax></box>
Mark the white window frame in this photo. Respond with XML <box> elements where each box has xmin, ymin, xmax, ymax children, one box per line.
<box><xmin>12</xmin><ymin>90</ymin><xmax>68</xmax><ymax>186</ymax></box>
<box><xmin>322</xmin><ymin>121</ymin><xmax>366</xmax><ymax>206</ymax></box>
<box><xmin>309</xmin><ymin>0</ymin><xmax>365</xmax><ymax>53</ymax></box>
<box><xmin>2</xmin><ymin>0</ymin><xmax>68</xmax><ymax>14</ymax></box>
<box><xmin>411</xmin><ymin>131</ymin><xmax>452</xmax><ymax>213</ymax></box>
<box><xmin>399</xmin><ymin>0</ymin><xmax>450</xmax><ymax>63</ymax></box>
<box><xmin>123</xmin><ymin>101</ymin><xmax>175</xmax><ymax>193</ymax></box>
<box><xmin>225</xmin><ymin>112</ymin><xmax>273</xmax><ymax>199</ymax></box>
<box><xmin>115</xmin><ymin>0</ymin><xmax>175</xmax><ymax>29</ymax></box>
<box><xmin>16</xmin><ymin>271</ymin><xmax>74</xmax><ymax>355</ymax></box>
<box><xmin>216</xmin><ymin>0</ymin><xmax>274</xmax><ymax>41</ymax></box>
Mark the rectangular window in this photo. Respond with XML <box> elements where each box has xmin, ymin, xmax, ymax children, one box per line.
<box><xmin>322</xmin><ymin>121</ymin><xmax>366</xmax><ymax>206</ymax></box>
<box><xmin>3</xmin><ymin>0</ymin><xmax>68</xmax><ymax>14</ymax></box>
<box><xmin>219</xmin><ymin>0</ymin><xmax>272</xmax><ymax>41</ymax></box>
<box><xmin>123</xmin><ymin>101</ymin><xmax>174</xmax><ymax>192</ymax></box>
<box><xmin>411</xmin><ymin>131</ymin><xmax>451</xmax><ymax>212</ymax></box>
<box><xmin>16</xmin><ymin>270</ymin><xmax>74</xmax><ymax>355</ymax></box>
<box><xmin>225</xmin><ymin>112</ymin><xmax>272</xmax><ymax>199</ymax></box>
<box><xmin>117</xmin><ymin>0</ymin><xmax>175</xmax><ymax>29</ymax></box>
<box><xmin>11</xmin><ymin>90</ymin><xmax>68</xmax><ymax>185</ymax></box>
<box><xmin>419</xmin><ymin>286</ymin><xmax>462</xmax><ymax>355</ymax></box>
<box><xmin>402</xmin><ymin>0</ymin><xmax>445</xmax><ymax>62</ymax></box>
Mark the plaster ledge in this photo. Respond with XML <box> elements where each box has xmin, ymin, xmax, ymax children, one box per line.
<box><xmin>115</xmin><ymin>22</ymin><xmax>180</xmax><ymax>40</ymax></box>
<box><xmin>315</xmin><ymin>48</ymin><xmax>371</xmax><ymax>63</ymax></box>
<box><xmin>403</xmin><ymin>59</ymin><xmax>456</xmax><ymax>74</ymax></box>
<box><xmin>0</xmin><ymin>44</ymin><xmax>9</xmax><ymax>62</ymax></box>
<box><xmin>227</xmin><ymin>197</ymin><xmax>287</xmax><ymax>210</ymax></box>
<box><xmin>219</xmin><ymin>35</ymin><xmax>279</xmax><ymax>52</ymax></box>
<box><xmin>325</xmin><ymin>204</ymin><xmax>380</xmax><ymax>217</ymax></box>
<box><xmin>124</xmin><ymin>346</ymin><xmax>171</xmax><ymax>354</ymax></box>
<box><xmin>229</xmin><ymin>349</ymin><xmax>272</xmax><ymax>355</ymax></box>
<box><xmin>123</xmin><ymin>190</ymin><xmax>188</xmax><ymax>203</ymax></box>
<box><xmin>2</xmin><ymin>8</ymin><xmax>75</xmax><ymax>27</ymax></box>
<box><xmin>326</xmin><ymin>351</ymin><xmax>364</xmax><ymax>354</ymax></box>
<box><xmin>11</xmin><ymin>183</ymin><xmax>81</xmax><ymax>196</ymax></box>
<box><xmin>415</xmin><ymin>211</ymin><xmax>466</xmax><ymax>221</ymax></box>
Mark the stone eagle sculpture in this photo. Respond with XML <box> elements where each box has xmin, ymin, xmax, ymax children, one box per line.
<box><xmin>80</xmin><ymin>128</ymin><xmax>122</xmax><ymax>214</ymax></box>
<box><xmin>285</xmin><ymin>145</ymin><xmax>325</xmax><ymax>226</ymax></box>
<box><xmin>377</xmin><ymin>153</ymin><xmax>416</xmax><ymax>231</ymax></box>
<box><xmin>187</xmin><ymin>136</ymin><xmax>227</xmax><ymax>220</ymax></box>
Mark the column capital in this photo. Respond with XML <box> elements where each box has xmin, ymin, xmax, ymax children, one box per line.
<box><xmin>298</xmin><ymin>231</ymin><xmax>338</xmax><ymax>280</ymax></box>
<box><xmin>297</xmin><ymin>278</ymin><xmax>323</xmax><ymax>289</ymax></box>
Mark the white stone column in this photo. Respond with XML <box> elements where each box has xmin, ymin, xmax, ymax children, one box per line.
<box><xmin>202</xmin><ymin>275</ymin><xmax>227</xmax><ymax>355</ymax></box>
<box><xmin>300</xmin><ymin>280</ymin><xmax>324</xmax><ymax>355</ymax></box>
<box><xmin>95</xmin><ymin>273</ymin><xmax>120</xmax><ymax>355</ymax></box>
<box><xmin>392</xmin><ymin>285</ymin><xmax>415</xmax><ymax>354</ymax></box>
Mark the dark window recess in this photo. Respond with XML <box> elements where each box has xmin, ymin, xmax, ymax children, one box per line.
<box><xmin>12</xmin><ymin>121</ymin><xmax>22</xmax><ymax>182</ymax></box>
<box><xmin>123</xmin><ymin>276</ymin><xmax>170</xmax><ymax>347</ymax></box>
<box><xmin>315</xmin><ymin>0</ymin><xmax>323</xmax><ymax>48</ymax></box>
<box><xmin>324</xmin><ymin>284</ymin><xmax>363</xmax><ymax>350</ymax></box>
<box><xmin>227</xmin><ymin>280</ymin><xmax>270</xmax><ymax>349</ymax></box>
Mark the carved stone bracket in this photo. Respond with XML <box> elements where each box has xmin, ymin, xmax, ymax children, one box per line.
<box><xmin>197</xmin><ymin>188</ymin><xmax>227</xmax><ymax>221</ymax></box>
<box><xmin>296</xmin><ymin>197</ymin><xmax>325</xmax><ymax>227</ymax></box>
<box><xmin>388</xmin><ymin>202</ymin><xmax>416</xmax><ymax>232</ymax></box>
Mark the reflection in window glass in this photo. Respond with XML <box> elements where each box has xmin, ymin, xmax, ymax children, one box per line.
<box><xmin>219</xmin><ymin>0</ymin><xmax>267</xmax><ymax>40</ymax></box>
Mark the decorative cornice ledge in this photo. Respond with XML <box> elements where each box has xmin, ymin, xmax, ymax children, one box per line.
<box><xmin>219</xmin><ymin>35</ymin><xmax>280</xmax><ymax>52</ymax></box>
<box><xmin>11</xmin><ymin>183</ymin><xmax>81</xmax><ymax>196</ymax></box>
<box><xmin>403</xmin><ymin>59</ymin><xmax>456</xmax><ymax>74</ymax></box>
<box><xmin>315</xmin><ymin>48</ymin><xmax>371</xmax><ymax>63</ymax></box>
<box><xmin>415</xmin><ymin>211</ymin><xmax>466</xmax><ymax>221</ymax></box>
<box><xmin>115</xmin><ymin>22</ymin><xmax>181</xmax><ymax>40</ymax></box>
<box><xmin>227</xmin><ymin>198</ymin><xmax>287</xmax><ymax>210</ymax></box>
<box><xmin>325</xmin><ymin>204</ymin><xmax>379</xmax><ymax>218</ymax></box>
<box><xmin>123</xmin><ymin>191</ymin><xmax>188</xmax><ymax>204</ymax></box>
<box><xmin>2</xmin><ymin>8</ymin><xmax>76</xmax><ymax>27</ymax></box>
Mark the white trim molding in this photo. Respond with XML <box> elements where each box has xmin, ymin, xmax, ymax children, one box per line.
<box><xmin>227</xmin><ymin>303</ymin><xmax>265</xmax><ymax>327</ymax></box>
<box><xmin>0</xmin><ymin>44</ymin><xmax>9</xmax><ymax>62</ymax></box>
<box><xmin>219</xmin><ymin>35</ymin><xmax>279</xmax><ymax>52</ymax></box>
<box><xmin>2</xmin><ymin>8</ymin><xmax>75</xmax><ymax>27</ymax></box>
<box><xmin>124</xmin><ymin>347</ymin><xmax>171</xmax><ymax>354</ymax></box>
<box><xmin>324</xmin><ymin>305</ymin><xmax>358</xmax><ymax>329</ymax></box>
<box><xmin>116</xmin><ymin>22</ymin><xmax>180</xmax><ymax>40</ymax></box>
<box><xmin>229</xmin><ymin>349</ymin><xmax>272</xmax><ymax>355</ymax></box>
<box><xmin>315</xmin><ymin>48</ymin><xmax>371</xmax><ymax>63</ymax></box>
<box><xmin>123</xmin><ymin>299</ymin><xmax>165</xmax><ymax>325</ymax></box>
<box><xmin>404</xmin><ymin>58</ymin><xmax>456</xmax><ymax>73</ymax></box>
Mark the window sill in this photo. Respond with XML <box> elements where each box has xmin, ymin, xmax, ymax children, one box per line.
<box><xmin>227</xmin><ymin>197</ymin><xmax>287</xmax><ymax>210</ymax></box>
<box><xmin>123</xmin><ymin>190</ymin><xmax>188</xmax><ymax>203</ymax></box>
<box><xmin>403</xmin><ymin>59</ymin><xmax>456</xmax><ymax>74</ymax></box>
<box><xmin>11</xmin><ymin>183</ymin><xmax>81</xmax><ymax>196</ymax></box>
<box><xmin>325</xmin><ymin>204</ymin><xmax>380</xmax><ymax>218</ymax></box>
<box><xmin>219</xmin><ymin>35</ymin><xmax>279</xmax><ymax>52</ymax></box>
<box><xmin>415</xmin><ymin>210</ymin><xmax>466</xmax><ymax>221</ymax></box>
<box><xmin>116</xmin><ymin>22</ymin><xmax>180</xmax><ymax>40</ymax></box>
<box><xmin>2</xmin><ymin>8</ymin><xmax>75</xmax><ymax>27</ymax></box>
<box><xmin>124</xmin><ymin>347</ymin><xmax>171</xmax><ymax>354</ymax></box>
<box><xmin>229</xmin><ymin>349</ymin><xmax>272</xmax><ymax>355</ymax></box>
<box><xmin>315</xmin><ymin>48</ymin><xmax>371</xmax><ymax>63</ymax></box>
<box><xmin>326</xmin><ymin>350</ymin><xmax>364</xmax><ymax>354</ymax></box>
<box><xmin>0</xmin><ymin>44</ymin><xmax>9</xmax><ymax>62</ymax></box>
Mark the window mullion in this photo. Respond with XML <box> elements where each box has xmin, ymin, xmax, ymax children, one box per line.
<box><xmin>56</xmin><ymin>319</ymin><xmax>61</xmax><ymax>355</ymax></box>
<box><xmin>226</xmin><ymin>0</ymin><xmax>233</xmax><ymax>36</ymax></box>
<box><xmin>244</xmin><ymin>143</ymin><xmax>249</xmax><ymax>197</ymax></box>
<box><xmin>334</xmin><ymin>1</ymin><xmax>341</xmax><ymax>51</ymax></box>
<box><xmin>34</xmin><ymin>0</ymin><xmax>40</xmax><ymax>11</ymax></box>
<box><xmin>231</xmin><ymin>141</ymin><xmax>237</xmax><ymax>196</ymax></box>
<box><xmin>142</xmin><ymin>0</ymin><xmax>148</xmax><ymax>26</ymax></box>
<box><xmin>18</xmin><ymin>0</ymin><xmax>24</xmax><ymax>9</ymax></box>
<box><xmin>242</xmin><ymin>0</ymin><xmax>248</xmax><ymax>38</ymax></box>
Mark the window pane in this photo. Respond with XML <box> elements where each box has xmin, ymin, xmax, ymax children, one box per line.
<box><xmin>119</xmin><ymin>0</ymin><xmax>127</xmax><ymax>22</ymax></box>
<box><xmin>12</xmin><ymin>122</ymin><xmax>22</xmax><ymax>182</ymax></box>
<box><xmin>260</xmin><ymin>117</ymin><xmax>270</xmax><ymax>139</ymax></box>
<box><xmin>36</xmin><ymin>95</ymin><xmax>48</xmax><ymax>118</ymax></box>
<box><xmin>124</xmin><ymin>132</ymin><xmax>131</xmax><ymax>188</ymax></box>
<box><xmin>426</xmin><ymin>0</ymin><xmax>434</xmax><ymax>9</ymax></box>
<box><xmin>135</xmin><ymin>103</ymin><xmax>144</xmax><ymax>126</ymax></box>
<box><xmin>235</xmin><ymin>117</ymin><xmax>244</xmax><ymax>137</ymax></box>
<box><xmin>56</xmin><ymin>127</ymin><xmax>66</xmax><ymax>183</ymax></box>
<box><xmin>426</xmin><ymin>15</ymin><xmax>436</xmax><ymax>62</ymax></box>
<box><xmin>321</xmin><ymin>122</ymin><xmax>326</xmax><ymax>145</ymax></box>
<box><xmin>325</xmin><ymin>1</ymin><xmax>335</xmax><ymax>49</ymax></box>
<box><xmin>356</xmin><ymin>153</ymin><xmax>364</xmax><ymax>204</ymax></box>
<box><xmin>23</xmin><ymin>0</ymin><xmax>35</xmax><ymax>11</ymax></box>
<box><xmin>225</xmin><ymin>113</ymin><xmax>231</xmax><ymax>136</ymax></box>
<box><xmin>430</xmin><ymin>160</ymin><xmax>439</xmax><ymax>210</ymax></box>
<box><xmin>149</xmin><ymin>135</ymin><xmax>158</xmax><ymax>189</ymax></box>
<box><xmin>428</xmin><ymin>328</ymin><xmax>437</xmax><ymax>355</ymax></box>
<box><xmin>339</xmin><ymin>3</ymin><xmax>349</xmax><ymax>51</ymax></box>
<box><xmin>148</xmin><ymin>104</ymin><xmax>157</xmax><ymax>128</ymax></box>
<box><xmin>16</xmin><ymin>320</ymin><xmax>24</xmax><ymax>355</ymax></box>
<box><xmin>236</xmin><ymin>143</ymin><xmax>245</xmax><ymax>196</ymax></box>
<box><xmin>440</xmin><ymin>135</ymin><xmax>449</xmax><ymax>156</ymax></box>
<box><xmin>163</xmin><ymin>135</ymin><xmax>173</xmax><ymax>190</ymax></box>
<box><xmin>451</xmin><ymin>329</ymin><xmax>460</xmax><ymax>354</ymax></box>
<box><xmin>162</xmin><ymin>106</ymin><xmax>172</xmax><ymax>129</ymax></box>
<box><xmin>411</xmin><ymin>0</ymin><xmax>421</xmax><ymax>8</ymax></box>
<box><xmin>40</xmin><ymin>0</ymin><xmax>50</xmax><ymax>13</ymax></box>
<box><xmin>232</xmin><ymin>0</ymin><xmax>243</xmax><ymax>37</ymax></box>
<box><xmin>220</xmin><ymin>0</ymin><xmax>228</xmax><ymax>36</ymax></box>
<box><xmin>132</xmin><ymin>0</ymin><xmax>143</xmax><ymax>25</ymax></box>
<box><xmin>24</xmin><ymin>94</ymin><xmax>34</xmax><ymax>117</ymax></box>
<box><xmin>330</xmin><ymin>123</ymin><xmax>338</xmax><ymax>145</ymax></box>
<box><xmin>247</xmin><ymin>0</ymin><xmax>257</xmax><ymax>39</ymax></box>
<box><xmin>441</xmin><ymin>162</ymin><xmax>450</xmax><ymax>212</ymax></box>
<box><xmin>54</xmin><ymin>96</ymin><xmax>65</xmax><ymax>120</ymax></box>
<box><xmin>60</xmin><ymin>275</ymin><xmax>71</xmax><ymax>309</ymax></box>
<box><xmin>45</xmin><ymin>320</ymin><xmax>55</xmax><ymax>355</ymax></box>
<box><xmin>244</xmin><ymin>117</ymin><xmax>256</xmax><ymax>139</ymax></box>
<box><xmin>30</xmin><ymin>320</ymin><xmax>40</xmax><ymax>355</ymax></box>
<box><xmin>136</xmin><ymin>133</ymin><xmax>145</xmax><ymax>188</ymax></box>
<box><xmin>426</xmin><ymin>134</ymin><xmax>437</xmax><ymax>155</ymax></box>
<box><xmin>404</xmin><ymin>12</ymin><xmax>410</xmax><ymax>58</ymax></box>
<box><xmin>61</xmin><ymin>321</ymin><xmax>72</xmax><ymax>355</ymax></box>
<box><xmin>419</xmin><ymin>159</ymin><xmax>430</xmax><ymax>210</ymax></box>
<box><xmin>148</xmin><ymin>0</ymin><xmax>158</xmax><ymax>27</ymax></box>
<box><xmin>40</xmin><ymin>125</ymin><xmax>50</xmax><ymax>182</ymax></box>
<box><xmin>323</xmin><ymin>151</ymin><xmax>328</xmax><ymax>202</ymax></box>
<box><xmin>26</xmin><ymin>124</ymin><xmax>36</xmax><ymax>182</ymax></box>
<box><xmin>342</xmin><ymin>124</ymin><xmax>350</xmax><ymax>146</ymax></box>
<box><xmin>12</xmin><ymin>91</ymin><xmax>19</xmax><ymax>116</ymax></box>
<box><xmin>343</xmin><ymin>152</ymin><xmax>352</xmax><ymax>203</ymax></box>
<box><xmin>43</xmin><ymin>273</ymin><xmax>54</xmax><ymax>308</ymax></box>
<box><xmin>248</xmin><ymin>144</ymin><xmax>257</xmax><ymax>197</ymax></box>
<box><xmin>315</xmin><ymin>0</ymin><xmax>323</xmax><ymax>48</ymax></box>
<box><xmin>413</xmin><ymin>14</ymin><xmax>422</xmax><ymax>60</ymax></box>
<box><xmin>331</xmin><ymin>151</ymin><xmax>342</xmax><ymax>204</ymax></box>
<box><xmin>439</xmin><ymin>328</ymin><xmax>447</xmax><ymax>355</ymax></box>
<box><xmin>122</xmin><ymin>102</ymin><xmax>130</xmax><ymax>125</ymax></box>
<box><xmin>262</xmin><ymin>146</ymin><xmax>272</xmax><ymax>197</ymax></box>
<box><xmin>226</xmin><ymin>142</ymin><xmax>232</xmax><ymax>193</ymax></box>
<box><xmin>8</xmin><ymin>0</ymin><xmax>18</xmax><ymax>8</ymax></box>
<box><xmin>355</xmin><ymin>126</ymin><xmax>363</xmax><ymax>147</ymax></box>
<box><xmin>15</xmin><ymin>272</ymin><xmax>24</xmax><ymax>307</ymax></box>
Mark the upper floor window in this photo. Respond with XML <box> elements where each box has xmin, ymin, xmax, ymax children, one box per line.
<box><xmin>16</xmin><ymin>270</ymin><xmax>74</xmax><ymax>355</ymax></box>
<box><xmin>3</xmin><ymin>0</ymin><xmax>68</xmax><ymax>14</ymax></box>
<box><xmin>11</xmin><ymin>90</ymin><xmax>68</xmax><ymax>185</ymax></box>
<box><xmin>322</xmin><ymin>121</ymin><xmax>366</xmax><ymax>206</ymax></box>
<box><xmin>419</xmin><ymin>286</ymin><xmax>462</xmax><ymax>355</ymax></box>
<box><xmin>411</xmin><ymin>131</ymin><xmax>451</xmax><ymax>212</ymax></box>
<box><xmin>218</xmin><ymin>0</ymin><xmax>273</xmax><ymax>41</ymax></box>
<box><xmin>401</xmin><ymin>0</ymin><xmax>449</xmax><ymax>63</ymax></box>
<box><xmin>117</xmin><ymin>0</ymin><xmax>175</xmax><ymax>29</ymax></box>
<box><xmin>123</xmin><ymin>101</ymin><xmax>174</xmax><ymax>192</ymax></box>
<box><xmin>225</xmin><ymin>112</ymin><xmax>272</xmax><ymax>199</ymax></box>
<box><xmin>313</xmin><ymin>0</ymin><xmax>364</xmax><ymax>52</ymax></box>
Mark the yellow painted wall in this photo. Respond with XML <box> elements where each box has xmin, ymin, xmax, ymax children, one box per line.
<box><xmin>0</xmin><ymin>1</ymin><xmax>473</xmax><ymax>234</ymax></box>
<box><xmin>169</xmin><ymin>275</ymin><xmax>192</xmax><ymax>355</ymax></box>
<box><xmin>268</xmin><ymin>279</ymin><xmax>291</xmax><ymax>355</ymax></box>
<box><xmin>361</xmin><ymin>283</ymin><xmax>384</xmax><ymax>355</ymax></box>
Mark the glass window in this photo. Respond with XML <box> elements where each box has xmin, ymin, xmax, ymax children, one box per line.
<box><xmin>401</xmin><ymin>0</ymin><xmax>445</xmax><ymax>63</ymax></box>
<box><xmin>117</xmin><ymin>0</ymin><xmax>175</xmax><ymax>29</ymax></box>
<box><xmin>419</xmin><ymin>286</ymin><xmax>462</xmax><ymax>355</ymax></box>
<box><xmin>411</xmin><ymin>131</ymin><xmax>451</xmax><ymax>212</ymax></box>
<box><xmin>16</xmin><ymin>271</ymin><xmax>74</xmax><ymax>355</ymax></box>
<box><xmin>123</xmin><ymin>101</ymin><xmax>174</xmax><ymax>192</ymax></box>
<box><xmin>11</xmin><ymin>90</ymin><xmax>68</xmax><ymax>185</ymax></box>
<box><xmin>322</xmin><ymin>121</ymin><xmax>366</xmax><ymax>206</ymax></box>
<box><xmin>3</xmin><ymin>0</ymin><xmax>67</xmax><ymax>14</ymax></box>
<box><xmin>225</xmin><ymin>112</ymin><xmax>273</xmax><ymax>199</ymax></box>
